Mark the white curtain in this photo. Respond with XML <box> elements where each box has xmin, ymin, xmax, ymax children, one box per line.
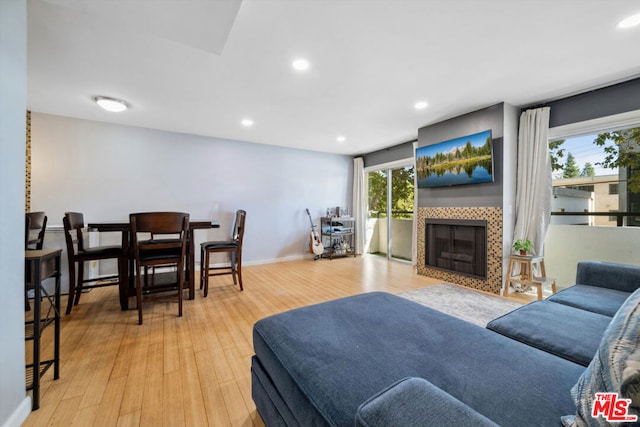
<box><xmin>352</xmin><ymin>157</ymin><xmax>366</xmax><ymax>254</ymax></box>
<box><xmin>513</xmin><ymin>107</ymin><xmax>552</xmax><ymax>256</ymax></box>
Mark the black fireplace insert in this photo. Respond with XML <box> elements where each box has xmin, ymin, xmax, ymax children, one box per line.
<box><xmin>425</xmin><ymin>218</ymin><xmax>487</xmax><ymax>279</ymax></box>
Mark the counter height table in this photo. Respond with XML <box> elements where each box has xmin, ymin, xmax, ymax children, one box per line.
<box><xmin>88</xmin><ymin>219</ymin><xmax>220</xmax><ymax>310</ymax></box>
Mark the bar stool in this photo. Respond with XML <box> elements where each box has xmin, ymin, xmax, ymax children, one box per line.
<box><xmin>25</xmin><ymin>212</ymin><xmax>47</xmax><ymax>311</ymax></box>
<box><xmin>129</xmin><ymin>212</ymin><xmax>190</xmax><ymax>325</ymax></box>
<box><xmin>63</xmin><ymin>212</ymin><xmax>127</xmax><ymax>314</ymax></box>
<box><xmin>200</xmin><ymin>210</ymin><xmax>246</xmax><ymax>296</ymax></box>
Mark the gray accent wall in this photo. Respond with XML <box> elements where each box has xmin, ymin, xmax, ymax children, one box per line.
<box><xmin>542</xmin><ymin>77</ymin><xmax>640</xmax><ymax>128</ymax></box>
<box><xmin>0</xmin><ymin>0</ymin><xmax>30</xmax><ymax>425</ymax></box>
<box><xmin>363</xmin><ymin>140</ymin><xmax>415</xmax><ymax>168</ymax></box>
<box><xmin>417</xmin><ymin>104</ymin><xmax>506</xmax><ymax>208</ymax></box>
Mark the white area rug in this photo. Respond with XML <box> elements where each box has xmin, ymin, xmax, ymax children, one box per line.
<box><xmin>399</xmin><ymin>283</ymin><xmax>523</xmax><ymax>327</ymax></box>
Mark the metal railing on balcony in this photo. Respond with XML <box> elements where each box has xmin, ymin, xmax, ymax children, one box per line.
<box><xmin>368</xmin><ymin>210</ymin><xmax>414</xmax><ymax>219</ymax></box>
<box><xmin>550</xmin><ymin>211</ymin><xmax>640</xmax><ymax>226</ymax></box>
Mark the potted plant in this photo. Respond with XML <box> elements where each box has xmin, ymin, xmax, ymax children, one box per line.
<box><xmin>513</xmin><ymin>238</ymin><xmax>533</xmax><ymax>256</ymax></box>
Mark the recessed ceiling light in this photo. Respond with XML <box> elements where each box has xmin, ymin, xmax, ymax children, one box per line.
<box><xmin>337</xmin><ymin>135</ymin><xmax>346</xmax><ymax>143</ymax></box>
<box><xmin>414</xmin><ymin>101</ymin><xmax>428</xmax><ymax>110</ymax></box>
<box><xmin>618</xmin><ymin>12</ymin><xmax>640</xmax><ymax>29</ymax></box>
<box><xmin>292</xmin><ymin>58</ymin><xmax>310</xmax><ymax>71</ymax></box>
<box><xmin>94</xmin><ymin>96</ymin><xmax>128</xmax><ymax>112</ymax></box>
<box><xmin>241</xmin><ymin>118</ymin><xmax>254</xmax><ymax>127</ymax></box>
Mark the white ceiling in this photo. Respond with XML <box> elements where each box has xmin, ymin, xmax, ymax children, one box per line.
<box><xmin>27</xmin><ymin>0</ymin><xmax>640</xmax><ymax>155</ymax></box>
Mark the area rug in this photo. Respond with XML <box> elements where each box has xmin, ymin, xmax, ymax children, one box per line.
<box><xmin>399</xmin><ymin>283</ymin><xmax>523</xmax><ymax>327</ymax></box>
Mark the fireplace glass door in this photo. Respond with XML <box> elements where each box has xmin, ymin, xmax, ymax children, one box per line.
<box><xmin>425</xmin><ymin>219</ymin><xmax>487</xmax><ymax>278</ymax></box>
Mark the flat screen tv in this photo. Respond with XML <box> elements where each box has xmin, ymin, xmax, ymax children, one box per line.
<box><xmin>416</xmin><ymin>129</ymin><xmax>493</xmax><ymax>189</ymax></box>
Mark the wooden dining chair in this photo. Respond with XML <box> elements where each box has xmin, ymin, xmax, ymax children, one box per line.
<box><xmin>63</xmin><ymin>212</ymin><xmax>127</xmax><ymax>315</ymax></box>
<box><xmin>129</xmin><ymin>212</ymin><xmax>189</xmax><ymax>325</ymax></box>
<box><xmin>25</xmin><ymin>212</ymin><xmax>48</xmax><ymax>311</ymax></box>
<box><xmin>200</xmin><ymin>209</ymin><xmax>246</xmax><ymax>296</ymax></box>
<box><xmin>25</xmin><ymin>211</ymin><xmax>47</xmax><ymax>250</ymax></box>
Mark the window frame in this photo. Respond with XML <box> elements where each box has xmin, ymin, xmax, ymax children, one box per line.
<box><xmin>549</xmin><ymin>108</ymin><xmax>640</xmax><ymax>227</ymax></box>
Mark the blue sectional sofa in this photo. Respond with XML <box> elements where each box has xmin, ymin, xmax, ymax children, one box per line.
<box><xmin>487</xmin><ymin>261</ymin><xmax>640</xmax><ymax>366</ymax></box>
<box><xmin>547</xmin><ymin>260</ymin><xmax>640</xmax><ymax>316</ymax></box>
<box><xmin>251</xmin><ymin>261</ymin><xmax>640</xmax><ymax>426</ymax></box>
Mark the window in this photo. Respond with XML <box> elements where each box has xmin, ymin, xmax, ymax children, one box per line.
<box><xmin>549</xmin><ymin>123</ymin><xmax>640</xmax><ymax>226</ymax></box>
<box><xmin>571</xmin><ymin>185</ymin><xmax>594</xmax><ymax>192</ymax></box>
<box><xmin>365</xmin><ymin>160</ymin><xmax>414</xmax><ymax>262</ymax></box>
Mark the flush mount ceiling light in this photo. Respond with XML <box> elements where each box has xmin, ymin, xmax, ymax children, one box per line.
<box><xmin>414</xmin><ymin>101</ymin><xmax>429</xmax><ymax>110</ymax></box>
<box><xmin>93</xmin><ymin>96</ymin><xmax>128</xmax><ymax>112</ymax></box>
<box><xmin>336</xmin><ymin>135</ymin><xmax>346</xmax><ymax>143</ymax></box>
<box><xmin>292</xmin><ymin>58</ymin><xmax>310</xmax><ymax>71</ymax></box>
<box><xmin>618</xmin><ymin>12</ymin><xmax>640</xmax><ymax>28</ymax></box>
<box><xmin>241</xmin><ymin>118</ymin><xmax>254</xmax><ymax>127</ymax></box>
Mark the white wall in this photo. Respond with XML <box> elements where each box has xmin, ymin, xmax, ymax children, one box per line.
<box><xmin>544</xmin><ymin>224</ymin><xmax>640</xmax><ymax>288</ymax></box>
<box><xmin>0</xmin><ymin>1</ymin><xmax>31</xmax><ymax>426</ymax></box>
<box><xmin>30</xmin><ymin>113</ymin><xmax>352</xmax><ymax>279</ymax></box>
<box><xmin>502</xmin><ymin>103</ymin><xmax>519</xmax><ymax>279</ymax></box>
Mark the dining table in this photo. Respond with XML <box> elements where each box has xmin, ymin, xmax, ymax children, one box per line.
<box><xmin>87</xmin><ymin>219</ymin><xmax>220</xmax><ymax>310</ymax></box>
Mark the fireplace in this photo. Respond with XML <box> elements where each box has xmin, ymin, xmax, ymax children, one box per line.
<box><xmin>425</xmin><ymin>219</ymin><xmax>487</xmax><ymax>279</ymax></box>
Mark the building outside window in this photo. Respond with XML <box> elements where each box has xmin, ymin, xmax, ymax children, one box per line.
<box><xmin>549</xmin><ymin>125</ymin><xmax>640</xmax><ymax>227</ymax></box>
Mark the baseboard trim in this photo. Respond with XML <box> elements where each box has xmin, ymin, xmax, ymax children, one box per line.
<box><xmin>244</xmin><ymin>255</ymin><xmax>309</xmax><ymax>266</ymax></box>
<box><xmin>196</xmin><ymin>254</ymin><xmax>309</xmax><ymax>271</ymax></box>
<box><xmin>2</xmin><ymin>397</ymin><xmax>31</xmax><ymax>427</ymax></box>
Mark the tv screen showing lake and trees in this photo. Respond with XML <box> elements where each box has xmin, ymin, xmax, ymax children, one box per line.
<box><xmin>416</xmin><ymin>130</ymin><xmax>494</xmax><ymax>189</ymax></box>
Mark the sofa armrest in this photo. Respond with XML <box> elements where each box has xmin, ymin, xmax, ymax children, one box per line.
<box><xmin>576</xmin><ymin>261</ymin><xmax>640</xmax><ymax>293</ymax></box>
<box><xmin>354</xmin><ymin>377</ymin><xmax>498</xmax><ymax>427</ymax></box>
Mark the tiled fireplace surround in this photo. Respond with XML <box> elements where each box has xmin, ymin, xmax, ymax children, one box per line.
<box><xmin>417</xmin><ymin>207</ymin><xmax>503</xmax><ymax>294</ymax></box>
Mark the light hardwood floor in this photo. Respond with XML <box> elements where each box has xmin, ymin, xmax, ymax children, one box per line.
<box><xmin>23</xmin><ymin>255</ymin><xmax>532</xmax><ymax>426</ymax></box>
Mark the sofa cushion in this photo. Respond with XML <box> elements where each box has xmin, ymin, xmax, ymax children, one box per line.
<box><xmin>486</xmin><ymin>300</ymin><xmax>611</xmax><ymax>366</ymax></box>
<box><xmin>563</xmin><ymin>287</ymin><xmax>640</xmax><ymax>426</ymax></box>
<box><xmin>253</xmin><ymin>292</ymin><xmax>585</xmax><ymax>427</ymax></box>
<box><xmin>547</xmin><ymin>285</ymin><xmax>631</xmax><ymax>317</ymax></box>
<box><xmin>575</xmin><ymin>261</ymin><xmax>640</xmax><ymax>294</ymax></box>
<box><xmin>355</xmin><ymin>377</ymin><xmax>499</xmax><ymax>427</ymax></box>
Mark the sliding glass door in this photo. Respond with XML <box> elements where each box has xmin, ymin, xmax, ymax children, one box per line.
<box><xmin>365</xmin><ymin>162</ymin><xmax>414</xmax><ymax>262</ymax></box>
